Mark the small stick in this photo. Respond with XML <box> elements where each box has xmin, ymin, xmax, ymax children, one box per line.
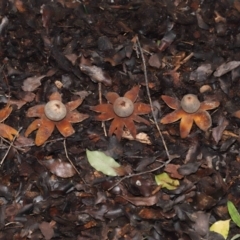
<box><xmin>98</xmin><ymin>82</ymin><xmax>107</xmax><ymax>137</ymax></box>
<box><xmin>107</xmin><ymin>156</ymin><xmax>177</xmax><ymax>191</ymax></box>
<box><xmin>173</xmin><ymin>52</ymin><xmax>194</xmax><ymax>71</ymax></box>
<box><xmin>136</xmin><ymin>36</ymin><xmax>171</xmax><ymax>160</ymax></box>
<box><xmin>63</xmin><ymin>139</ymin><xmax>80</xmax><ymax>176</ymax></box>
<box><xmin>0</xmin><ymin>137</ymin><xmax>26</xmax><ymax>151</ymax></box>
<box><xmin>0</xmin><ymin>127</ymin><xmax>22</xmax><ymax>166</ymax></box>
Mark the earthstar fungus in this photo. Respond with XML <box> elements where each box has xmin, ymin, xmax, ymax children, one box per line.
<box><xmin>91</xmin><ymin>86</ymin><xmax>151</xmax><ymax>140</ymax></box>
<box><xmin>0</xmin><ymin>104</ymin><xmax>18</xmax><ymax>141</ymax></box>
<box><xmin>161</xmin><ymin>94</ymin><xmax>220</xmax><ymax>138</ymax></box>
<box><xmin>25</xmin><ymin>92</ymin><xmax>89</xmax><ymax>146</ymax></box>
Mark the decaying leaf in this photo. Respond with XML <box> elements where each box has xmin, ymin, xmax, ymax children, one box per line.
<box><xmin>154</xmin><ymin>172</ymin><xmax>180</xmax><ymax>190</ymax></box>
<box><xmin>121</xmin><ymin>193</ymin><xmax>160</xmax><ymax>206</ymax></box>
<box><xmin>210</xmin><ymin>219</ymin><xmax>230</xmax><ymax>239</ymax></box>
<box><xmin>214</xmin><ymin>61</ymin><xmax>240</xmax><ymax>77</ymax></box>
<box><xmin>22</xmin><ymin>75</ymin><xmax>46</xmax><ymax>92</ymax></box>
<box><xmin>190</xmin><ymin>63</ymin><xmax>213</xmax><ymax>81</ymax></box>
<box><xmin>122</xmin><ymin>130</ymin><xmax>151</xmax><ymax>145</ymax></box>
<box><xmin>148</xmin><ymin>53</ymin><xmax>162</xmax><ymax>69</ymax></box>
<box><xmin>212</xmin><ymin>116</ymin><xmax>229</xmax><ymax>144</ymax></box>
<box><xmin>79</xmin><ymin>63</ymin><xmax>112</xmax><ymax>86</ymax></box>
<box><xmin>86</xmin><ymin>149</ymin><xmax>121</xmax><ymax>176</ymax></box>
<box><xmin>39</xmin><ymin>221</ymin><xmax>56</xmax><ymax>240</ymax></box>
<box><xmin>164</xmin><ymin>164</ymin><xmax>184</xmax><ymax>179</ymax></box>
<box><xmin>40</xmin><ymin>158</ymin><xmax>76</xmax><ymax>178</ymax></box>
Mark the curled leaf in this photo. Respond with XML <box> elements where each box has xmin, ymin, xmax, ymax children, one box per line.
<box><xmin>154</xmin><ymin>172</ymin><xmax>179</xmax><ymax>190</ymax></box>
<box><xmin>79</xmin><ymin>64</ymin><xmax>112</xmax><ymax>86</ymax></box>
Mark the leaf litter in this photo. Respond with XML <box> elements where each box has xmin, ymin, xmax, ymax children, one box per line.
<box><xmin>0</xmin><ymin>0</ymin><xmax>240</xmax><ymax>239</ymax></box>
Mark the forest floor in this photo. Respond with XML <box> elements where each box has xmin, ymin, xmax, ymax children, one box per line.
<box><xmin>1</xmin><ymin>0</ymin><xmax>240</xmax><ymax>239</ymax></box>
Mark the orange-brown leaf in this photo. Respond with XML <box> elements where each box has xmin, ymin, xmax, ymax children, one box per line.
<box><xmin>0</xmin><ymin>123</ymin><xmax>18</xmax><ymax>141</ymax></box>
<box><xmin>0</xmin><ymin>105</ymin><xmax>12</xmax><ymax>122</ymax></box>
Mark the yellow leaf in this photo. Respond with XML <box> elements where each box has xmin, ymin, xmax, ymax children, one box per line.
<box><xmin>210</xmin><ymin>219</ymin><xmax>230</xmax><ymax>239</ymax></box>
<box><xmin>154</xmin><ymin>172</ymin><xmax>180</xmax><ymax>190</ymax></box>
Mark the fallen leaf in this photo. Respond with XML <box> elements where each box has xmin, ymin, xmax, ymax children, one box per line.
<box><xmin>40</xmin><ymin>158</ymin><xmax>76</xmax><ymax>178</ymax></box>
<box><xmin>212</xmin><ymin>116</ymin><xmax>229</xmax><ymax>144</ymax></box>
<box><xmin>121</xmin><ymin>193</ymin><xmax>159</xmax><ymax>206</ymax></box>
<box><xmin>227</xmin><ymin>201</ymin><xmax>240</xmax><ymax>228</ymax></box>
<box><xmin>230</xmin><ymin>234</ymin><xmax>240</xmax><ymax>240</ymax></box>
<box><xmin>214</xmin><ymin>61</ymin><xmax>240</xmax><ymax>77</ymax></box>
<box><xmin>154</xmin><ymin>172</ymin><xmax>180</xmax><ymax>190</ymax></box>
<box><xmin>22</xmin><ymin>75</ymin><xmax>46</xmax><ymax>92</ymax></box>
<box><xmin>122</xmin><ymin>131</ymin><xmax>151</xmax><ymax>145</ymax></box>
<box><xmin>148</xmin><ymin>53</ymin><xmax>161</xmax><ymax>69</ymax></box>
<box><xmin>210</xmin><ymin>219</ymin><xmax>230</xmax><ymax>239</ymax></box>
<box><xmin>86</xmin><ymin>149</ymin><xmax>121</xmax><ymax>176</ymax></box>
<box><xmin>164</xmin><ymin>164</ymin><xmax>184</xmax><ymax>179</ymax></box>
<box><xmin>79</xmin><ymin>64</ymin><xmax>112</xmax><ymax>86</ymax></box>
<box><xmin>39</xmin><ymin>221</ymin><xmax>55</xmax><ymax>240</ymax></box>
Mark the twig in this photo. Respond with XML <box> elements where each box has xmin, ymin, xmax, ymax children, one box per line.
<box><xmin>98</xmin><ymin>82</ymin><xmax>107</xmax><ymax>137</ymax></box>
<box><xmin>173</xmin><ymin>52</ymin><xmax>194</xmax><ymax>71</ymax></box>
<box><xmin>0</xmin><ymin>137</ymin><xmax>26</xmax><ymax>151</ymax></box>
<box><xmin>107</xmin><ymin>156</ymin><xmax>177</xmax><ymax>191</ymax></box>
<box><xmin>63</xmin><ymin>139</ymin><xmax>86</xmax><ymax>184</ymax></box>
<box><xmin>0</xmin><ymin>127</ymin><xmax>22</xmax><ymax>166</ymax></box>
<box><xmin>136</xmin><ymin>36</ymin><xmax>171</xmax><ymax>160</ymax></box>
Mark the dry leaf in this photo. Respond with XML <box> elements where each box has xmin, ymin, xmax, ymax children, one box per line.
<box><xmin>164</xmin><ymin>164</ymin><xmax>184</xmax><ymax>179</ymax></box>
<box><xmin>22</xmin><ymin>75</ymin><xmax>46</xmax><ymax>92</ymax></box>
<box><xmin>40</xmin><ymin>158</ymin><xmax>76</xmax><ymax>178</ymax></box>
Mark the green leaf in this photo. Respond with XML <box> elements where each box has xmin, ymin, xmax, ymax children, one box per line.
<box><xmin>228</xmin><ymin>201</ymin><xmax>240</xmax><ymax>228</ymax></box>
<box><xmin>154</xmin><ymin>172</ymin><xmax>179</xmax><ymax>190</ymax></box>
<box><xmin>210</xmin><ymin>219</ymin><xmax>230</xmax><ymax>239</ymax></box>
<box><xmin>231</xmin><ymin>234</ymin><xmax>240</xmax><ymax>240</ymax></box>
<box><xmin>86</xmin><ymin>149</ymin><xmax>121</xmax><ymax>176</ymax></box>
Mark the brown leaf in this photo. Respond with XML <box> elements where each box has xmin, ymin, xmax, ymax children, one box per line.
<box><xmin>22</xmin><ymin>75</ymin><xmax>46</xmax><ymax>92</ymax></box>
<box><xmin>0</xmin><ymin>105</ymin><xmax>12</xmax><ymax>122</ymax></box>
<box><xmin>148</xmin><ymin>53</ymin><xmax>162</xmax><ymax>69</ymax></box>
<box><xmin>212</xmin><ymin>116</ymin><xmax>229</xmax><ymax>144</ymax></box>
<box><xmin>138</xmin><ymin>208</ymin><xmax>164</xmax><ymax>219</ymax></box>
<box><xmin>39</xmin><ymin>221</ymin><xmax>55</xmax><ymax>240</ymax></box>
<box><xmin>79</xmin><ymin>64</ymin><xmax>112</xmax><ymax>86</ymax></box>
<box><xmin>164</xmin><ymin>164</ymin><xmax>184</xmax><ymax>179</ymax></box>
<box><xmin>40</xmin><ymin>158</ymin><xmax>76</xmax><ymax>178</ymax></box>
<box><xmin>0</xmin><ymin>123</ymin><xmax>18</xmax><ymax>141</ymax></box>
<box><xmin>121</xmin><ymin>193</ymin><xmax>159</xmax><ymax>206</ymax></box>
